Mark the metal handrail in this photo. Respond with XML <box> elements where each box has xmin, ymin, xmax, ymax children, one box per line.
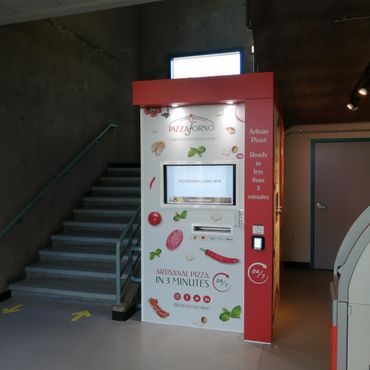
<box><xmin>115</xmin><ymin>207</ymin><xmax>141</xmax><ymax>304</ymax></box>
<box><xmin>0</xmin><ymin>123</ymin><xmax>118</xmax><ymax>238</ymax></box>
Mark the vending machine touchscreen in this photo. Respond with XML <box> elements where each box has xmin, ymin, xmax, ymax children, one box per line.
<box><xmin>163</xmin><ymin>163</ymin><xmax>237</xmax><ymax>206</ymax></box>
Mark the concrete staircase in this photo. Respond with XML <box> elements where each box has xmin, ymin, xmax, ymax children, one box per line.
<box><xmin>10</xmin><ymin>164</ymin><xmax>141</xmax><ymax>304</ymax></box>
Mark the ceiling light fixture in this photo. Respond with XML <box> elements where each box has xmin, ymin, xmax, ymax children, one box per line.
<box><xmin>347</xmin><ymin>62</ymin><xmax>370</xmax><ymax>112</ymax></box>
<box><xmin>226</xmin><ymin>100</ymin><xmax>235</xmax><ymax>105</ymax></box>
<box><xmin>358</xmin><ymin>87</ymin><xmax>368</xmax><ymax>96</ymax></box>
<box><xmin>346</xmin><ymin>102</ymin><xmax>359</xmax><ymax>111</ymax></box>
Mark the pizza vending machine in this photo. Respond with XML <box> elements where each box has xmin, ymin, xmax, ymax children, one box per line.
<box><xmin>133</xmin><ymin>73</ymin><xmax>284</xmax><ymax>343</ymax></box>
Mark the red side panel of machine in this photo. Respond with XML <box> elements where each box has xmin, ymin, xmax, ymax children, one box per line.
<box><xmin>330</xmin><ymin>324</ymin><xmax>337</xmax><ymax>370</ymax></box>
<box><xmin>244</xmin><ymin>99</ymin><xmax>274</xmax><ymax>343</ymax></box>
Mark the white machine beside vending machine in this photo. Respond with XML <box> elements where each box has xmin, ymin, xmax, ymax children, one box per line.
<box><xmin>330</xmin><ymin>206</ymin><xmax>370</xmax><ymax>370</ymax></box>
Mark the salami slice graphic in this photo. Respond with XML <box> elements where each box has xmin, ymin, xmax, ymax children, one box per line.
<box><xmin>166</xmin><ymin>229</ymin><xmax>184</xmax><ymax>250</ymax></box>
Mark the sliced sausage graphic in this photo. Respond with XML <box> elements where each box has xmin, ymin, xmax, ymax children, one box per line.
<box><xmin>166</xmin><ymin>229</ymin><xmax>184</xmax><ymax>250</ymax></box>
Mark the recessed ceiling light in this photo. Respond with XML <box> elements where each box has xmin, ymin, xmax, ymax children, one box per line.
<box><xmin>171</xmin><ymin>103</ymin><xmax>179</xmax><ymax>107</ymax></box>
<box><xmin>226</xmin><ymin>100</ymin><xmax>234</xmax><ymax>105</ymax></box>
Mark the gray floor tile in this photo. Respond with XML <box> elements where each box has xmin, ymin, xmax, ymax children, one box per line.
<box><xmin>0</xmin><ymin>267</ymin><xmax>331</xmax><ymax>370</ymax></box>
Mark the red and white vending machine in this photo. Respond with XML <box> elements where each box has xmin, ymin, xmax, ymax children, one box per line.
<box><xmin>133</xmin><ymin>73</ymin><xmax>284</xmax><ymax>343</ymax></box>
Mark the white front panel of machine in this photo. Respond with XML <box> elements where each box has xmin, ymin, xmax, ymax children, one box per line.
<box><xmin>348</xmin><ymin>303</ymin><xmax>370</xmax><ymax>370</ymax></box>
<box><xmin>141</xmin><ymin>104</ymin><xmax>245</xmax><ymax>332</ymax></box>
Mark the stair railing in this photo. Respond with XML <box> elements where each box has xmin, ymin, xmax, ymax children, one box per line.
<box><xmin>115</xmin><ymin>206</ymin><xmax>141</xmax><ymax>304</ymax></box>
<box><xmin>0</xmin><ymin>123</ymin><xmax>118</xmax><ymax>238</ymax></box>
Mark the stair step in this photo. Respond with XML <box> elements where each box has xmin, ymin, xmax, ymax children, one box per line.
<box><xmin>51</xmin><ymin>233</ymin><xmax>118</xmax><ymax>246</ymax></box>
<box><xmin>25</xmin><ymin>260</ymin><xmax>127</xmax><ymax>280</ymax></box>
<box><xmin>107</xmin><ymin>167</ymin><xmax>140</xmax><ymax>177</ymax></box>
<box><xmin>99</xmin><ymin>177</ymin><xmax>140</xmax><ymax>186</ymax></box>
<box><xmin>91</xmin><ymin>186</ymin><xmax>141</xmax><ymax>196</ymax></box>
<box><xmin>101</xmin><ymin>176</ymin><xmax>140</xmax><ymax>181</ymax></box>
<box><xmin>107</xmin><ymin>163</ymin><xmax>140</xmax><ymax>168</ymax></box>
<box><xmin>10</xmin><ymin>276</ymin><xmax>117</xmax><ymax>303</ymax></box>
<box><xmin>73</xmin><ymin>208</ymin><xmax>137</xmax><ymax>220</ymax></box>
<box><xmin>83</xmin><ymin>197</ymin><xmax>140</xmax><ymax>204</ymax></box>
<box><xmin>40</xmin><ymin>246</ymin><xmax>117</xmax><ymax>262</ymax></box>
<box><xmin>74</xmin><ymin>208</ymin><xmax>136</xmax><ymax>216</ymax></box>
<box><xmin>63</xmin><ymin>221</ymin><xmax>130</xmax><ymax>232</ymax></box>
<box><xmin>51</xmin><ymin>231</ymin><xmax>139</xmax><ymax>247</ymax></box>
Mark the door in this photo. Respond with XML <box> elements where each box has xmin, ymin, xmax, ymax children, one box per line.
<box><xmin>313</xmin><ymin>140</ymin><xmax>370</xmax><ymax>269</ymax></box>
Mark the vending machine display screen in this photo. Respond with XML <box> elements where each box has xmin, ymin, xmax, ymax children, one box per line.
<box><xmin>163</xmin><ymin>163</ymin><xmax>236</xmax><ymax>206</ymax></box>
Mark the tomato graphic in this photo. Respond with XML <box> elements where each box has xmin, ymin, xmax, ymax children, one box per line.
<box><xmin>148</xmin><ymin>212</ymin><xmax>162</xmax><ymax>226</ymax></box>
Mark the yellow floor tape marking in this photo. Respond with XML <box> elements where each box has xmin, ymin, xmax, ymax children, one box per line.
<box><xmin>2</xmin><ymin>304</ymin><xmax>23</xmax><ymax>314</ymax></box>
<box><xmin>70</xmin><ymin>310</ymin><xmax>91</xmax><ymax>322</ymax></box>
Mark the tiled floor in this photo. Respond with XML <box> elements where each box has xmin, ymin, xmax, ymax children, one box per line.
<box><xmin>0</xmin><ymin>267</ymin><xmax>331</xmax><ymax>370</ymax></box>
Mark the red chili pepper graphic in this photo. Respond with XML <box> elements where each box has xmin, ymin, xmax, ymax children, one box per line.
<box><xmin>200</xmin><ymin>248</ymin><xmax>240</xmax><ymax>264</ymax></box>
<box><xmin>149</xmin><ymin>176</ymin><xmax>156</xmax><ymax>189</ymax></box>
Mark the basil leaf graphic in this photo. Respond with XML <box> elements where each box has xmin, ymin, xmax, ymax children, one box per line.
<box><xmin>188</xmin><ymin>147</ymin><xmax>197</xmax><ymax>157</ymax></box>
<box><xmin>231</xmin><ymin>305</ymin><xmax>241</xmax><ymax>319</ymax></box>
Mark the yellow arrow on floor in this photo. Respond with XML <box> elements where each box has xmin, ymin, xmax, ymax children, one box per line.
<box><xmin>70</xmin><ymin>310</ymin><xmax>91</xmax><ymax>322</ymax></box>
<box><xmin>2</xmin><ymin>304</ymin><xmax>23</xmax><ymax>314</ymax></box>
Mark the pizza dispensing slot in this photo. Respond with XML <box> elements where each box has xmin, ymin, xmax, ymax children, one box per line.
<box><xmin>191</xmin><ymin>224</ymin><xmax>233</xmax><ymax>241</ymax></box>
<box><xmin>193</xmin><ymin>225</ymin><xmax>232</xmax><ymax>233</ymax></box>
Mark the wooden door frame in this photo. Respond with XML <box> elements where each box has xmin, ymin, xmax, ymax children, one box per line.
<box><xmin>310</xmin><ymin>138</ymin><xmax>370</xmax><ymax>268</ymax></box>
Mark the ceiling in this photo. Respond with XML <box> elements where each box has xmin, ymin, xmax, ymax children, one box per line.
<box><xmin>1</xmin><ymin>0</ymin><xmax>369</xmax><ymax>128</ymax></box>
<box><xmin>0</xmin><ymin>0</ymin><xmax>161</xmax><ymax>25</ymax></box>
<box><xmin>249</xmin><ymin>0</ymin><xmax>370</xmax><ymax>127</ymax></box>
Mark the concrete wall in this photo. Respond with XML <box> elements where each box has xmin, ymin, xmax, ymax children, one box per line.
<box><xmin>0</xmin><ymin>7</ymin><xmax>141</xmax><ymax>294</ymax></box>
<box><xmin>0</xmin><ymin>0</ymin><xmax>253</xmax><ymax>296</ymax></box>
<box><xmin>283</xmin><ymin>122</ymin><xmax>370</xmax><ymax>263</ymax></box>
<box><xmin>140</xmin><ymin>0</ymin><xmax>253</xmax><ymax>79</ymax></box>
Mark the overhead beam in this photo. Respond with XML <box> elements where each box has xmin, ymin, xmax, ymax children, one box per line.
<box><xmin>0</xmin><ymin>0</ymin><xmax>162</xmax><ymax>26</ymax></box>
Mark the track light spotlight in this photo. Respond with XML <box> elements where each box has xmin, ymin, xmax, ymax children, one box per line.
<box><xmin>347</xmin><ymin>62</ymin><xmax>370</xmax><ymax>111</ymax></box>
<box><xmin>358</xmin><ymin>87</ymin><xmax>368</xmax><ymax>96</ymax></box>
<box><xmin>346</xmin><ymin>102</ymin><xmax>359</xmax><ymax>111</ymax></box>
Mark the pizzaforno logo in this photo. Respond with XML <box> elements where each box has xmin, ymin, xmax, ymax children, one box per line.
<box><xmin>168</xmin><ymin>114</ymin><xmax>215</xmax><ymax>136</ymax></box>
